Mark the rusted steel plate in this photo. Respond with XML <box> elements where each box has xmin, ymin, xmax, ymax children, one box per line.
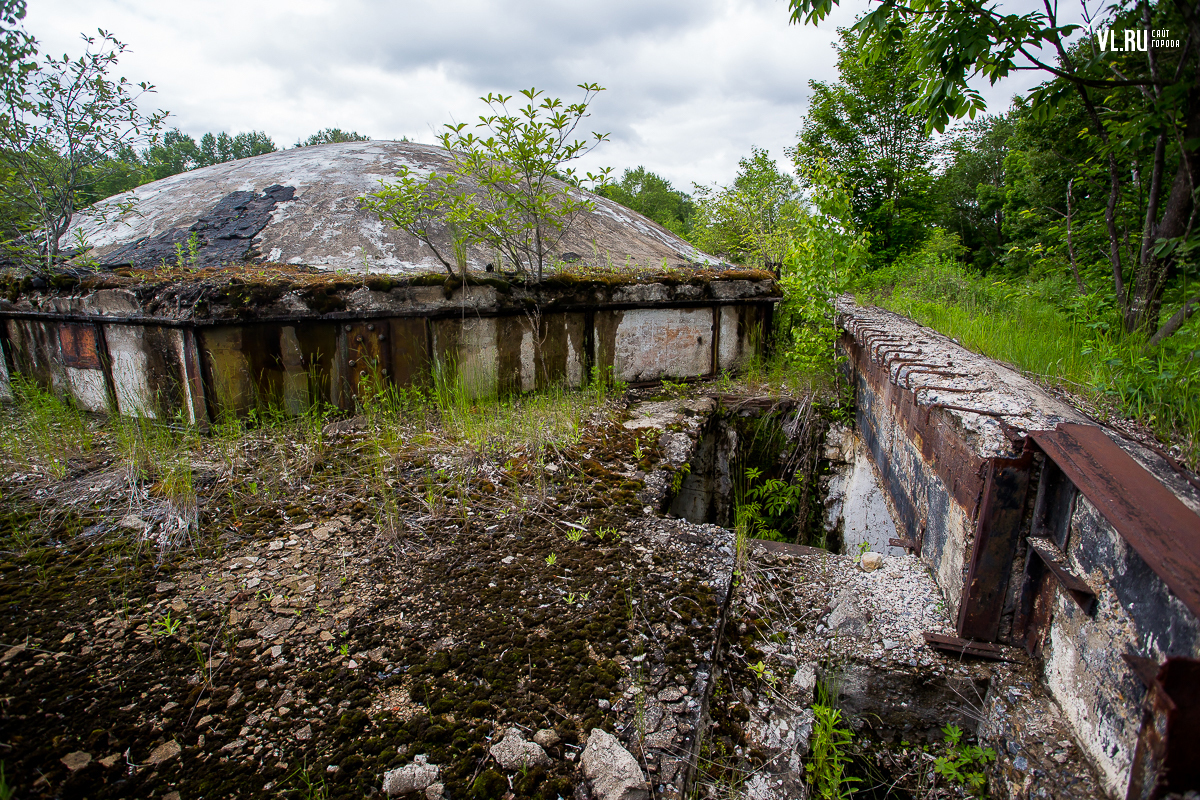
<box><xmin>957</xmin><ymin>451</ymin><xmax>1033</xmax><ymax>641</ymax></box>
<box><xmin>1125</xmin><ymin>655</ymin><xmax>1200</xmax><ymax>799</ymax></box>
<box><xmin>1027</xmin><ymin>537</ymin><xmax>1095</xmax><ymax>611</ymax></box>
<box><xmin>57</xmin><ymin>323</ymin><xmax>101</xmax><ymax>369</ymax></box>
<box><xmin>921</xmin><ymin>632</ymin><xmax>1022</xmax><ymax>662</ymax></box>
<box><xmin>1031</xmin><ymin>423</ymin><xmax>1200</xmax><ymax>620</ymax></box>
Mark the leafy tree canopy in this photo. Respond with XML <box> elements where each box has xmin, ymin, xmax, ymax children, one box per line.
<box><xmin>295</xmin><ymin>128</ymin><xmax>370</xmax><ymax>147</ymax></box>
<box><xmin>792</xmin><ymin>27</ymin><xmax>936</xmax><ymax>266</ymax></box>
<box><xmin>789</xmin><ymin>0</ymin><xmax>1200</xmax><ymax>342</ymax></box>
<box><xmin>596</xmin><ymin>167</ymin><xmax>694</xmax><ymax>235</ymax></box>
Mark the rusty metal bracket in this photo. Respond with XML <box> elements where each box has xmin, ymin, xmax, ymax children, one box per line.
<box><xmin>1124</xmin><ymin>655</ymin><xmax>1200</xmax><ymax>799</ymax></box>
<box><xmin>1030</xmin><ymin>423</ymin><xmax>1200</xmax><ymax>620</ymax></box>
<box><xmin>1027</xmin><ymin>537</ymin><xmax>1096</xmax><ymax>612</ymax></box>
<box><xmin>958</xmin><ymin>451</ymin><xmax>1034</xmax><ymax>642</ymax></box>
<box><xmin>922</xmin><ymin>632</ymin><xmax>1024</xmax><ymax>662</ymax></box>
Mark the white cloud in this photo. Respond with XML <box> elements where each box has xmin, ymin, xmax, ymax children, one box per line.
<box><xmin>22</xmin><ymin>0</ymin><xmax>1083</xmax><ymax>189</ymax></box>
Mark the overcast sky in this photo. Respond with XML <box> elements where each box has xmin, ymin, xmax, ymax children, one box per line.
<box><xmin>25</xmin><ymin>0</ymin><xmax>1086</xmax><ymax>189</ymax></box>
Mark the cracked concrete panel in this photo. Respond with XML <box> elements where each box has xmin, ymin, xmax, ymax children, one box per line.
<box><xmin>104</xmin><ymin>325</ymin><xmax>156</xmax><ymax>418</ymax></box>
<box><xmin>64</xmin><ymin>367</ymin><xmax>109</xmax><ymax>412</ymax></box>
<box><xmin>431</xmin><ymin>316</ymin><xmax>499</xmax><ymax>401</ymax></box>
<box><xmin>824</xmin><ymin>428</ymin><xmax>903</xmax><ymax>557</ymax></box>
<box><xmin>66</xmin><ymin>142</ymin><xmax>720</xmax><ymax>275</ymax></box>
<box><xmin>0</xmin><ymin>339</ymin><xmax>10</xmax><ymax>400</ymax></box>
<box><xmin>717</xmin><ymin>305</ymin><xmax>760</xmax><ymax>372</ymax></box>
<box><xmin>610</xmin><ymin>308</ymin><xmax>712</xmax><ymax>383</ymax></box>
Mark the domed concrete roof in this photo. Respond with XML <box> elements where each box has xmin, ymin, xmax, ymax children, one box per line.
<box><xmin>68</xmin><ymin>141</ymin><xmax>716</xmax><ymax>274</ymax></box>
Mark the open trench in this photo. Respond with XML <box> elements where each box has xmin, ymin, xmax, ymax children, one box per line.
<box><xmin>649</xmin><ymin>395</ymin><xmax>1104</xmax><ymax>800</ymax></box>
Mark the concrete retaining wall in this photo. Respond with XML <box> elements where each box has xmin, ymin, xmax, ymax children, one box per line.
<box><xmin>838</xmin><ymin>301</ymin><xmax>1200</xmax><ymax>798</ymax></box>
<box><xmin>0</xmin><ymin>275</ymin><xmax>777</xmax><ymax>421</ymax></box>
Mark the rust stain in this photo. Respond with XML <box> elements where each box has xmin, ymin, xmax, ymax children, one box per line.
<box><xmin>843</xmin><ymin>333</ymin><xmax>987</xmax><ymax>511</ymax></box>
<box><xmin>57</xmin><ymin>324</ymin><xmax>101</xmax><ymax>369</ymax></box>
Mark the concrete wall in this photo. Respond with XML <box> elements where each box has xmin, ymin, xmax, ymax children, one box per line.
<box><xmin>838</xmin><ymin>301</ymin><xmax>1200</xmax><ymax>799</ymax></box>
<box><xmin>0</xmin><ymin>277</ymin><xmax>776</xmax><ymax>420</ymax></box>
<box><xmin>1041</xmin><ymin>489</ymin><xmax>1200</xmax><ymax>793</ymax></box>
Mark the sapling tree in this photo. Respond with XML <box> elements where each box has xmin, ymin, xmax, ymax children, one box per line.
<box><xmin>0</xmin><ymin>28</ymin><xmax>167</xmax><ymax>268</ymax></box>
<box><xmin>366</xmin><ymin>84</ymin><xmax>612</xmax><ymax>281</ymax></box>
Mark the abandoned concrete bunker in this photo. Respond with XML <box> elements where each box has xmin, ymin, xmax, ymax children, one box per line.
<box><xmin>0</xmin><ymin>143</ymin><xmax>1197</xmax><ymax>800</ymax></box>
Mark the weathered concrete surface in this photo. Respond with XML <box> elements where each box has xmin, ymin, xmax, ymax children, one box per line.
<box><xmin>822</xmin><ymin>422</ymin><xmax>903</xmax><ymax>557</ymax></box>
<box><xmin>604</xmin><ymin>308</ymin><xmax>712</xmax><ymax>383</ymax></box>
<box><xmin>66</xmin><ymin>142</ymin><xmax>719</xmax><ymax>274</ymax></box>
<box><xmin>0</xmin><ymin>277</ymin><xmax>776</xmax><ymax>418</ymax></box>
<box><xmin>838</xmin><ymin>300</ymin><xmax>1200</xmax><ymax>799</ymax></box>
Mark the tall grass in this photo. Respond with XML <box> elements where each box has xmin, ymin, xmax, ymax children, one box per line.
<box><xmin>0</xmin><ymin>375</ymin><xmax>93</xmax><ymax>478</ymax></box>
<box><xmin>856</xmin><ymin>241</ymin><xmax>1200</xmax><ymax>464</ymax></box>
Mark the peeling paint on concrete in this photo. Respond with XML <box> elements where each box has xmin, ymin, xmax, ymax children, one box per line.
<box><xmin>823</xmin><ymin>425</ymin><xmax>903</xmax><ymax>557</ymax></box>
<box><xmin>610</xmin><ymin>308</ymin><xmax>712</xmax><ymax>383</ymax></box>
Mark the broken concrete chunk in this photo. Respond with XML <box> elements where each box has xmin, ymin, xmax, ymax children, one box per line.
<box><xmin>146</xmin><ymin>740</ymin><xmax>181</xmax><ymax>765</ymax></box>
<box><xmin>489</xmin><ymin>727</ymin><xmax>551</xmax><ymax>770</ymax></box>
<box><xmin>533</xmin><ymin>728</ymin><xmax>561</xmax><ymax>748</ymax></box>
<box><xmin>383</xmin><ymin>754</ymin><xmax>440</xmax><ymax>796</ymax></box>
<box><xmin>118</xmin><ymin>514</ymin><xmax>150</xmax><ymax>531</ymax></box>
<box><xmin>581</xmin><ymin>728</ymin><xmax>650</xmax><ymax>800</ymax></box>
<box><xmin>860</xmin><ymin>552</ymin><xmax>883</xmax><ymax>571</ymax></box>
<box><xmin>828</xmin><ymin>589</ymin><xmax>869</xmax><ymax>636</ymax></box>
<box><xmin>60</xmin><ymin>751</ymin><xmax>92</xmax><ymax>771</ymax></box>
<box><xmin>791</xmin><ymin>661</ymin><xmax>817</xmax><ymax>705</ymax></box>
<box><xmin>656</xmin><ymin>686</ymin><xmax>686</xmax><ymax>703</ymax></box>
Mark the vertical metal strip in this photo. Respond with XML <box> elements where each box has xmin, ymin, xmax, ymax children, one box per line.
<box><xmin>711</xmin><ymin>304</ymin><xmax>721</xmax><ymax>377</ymax></box>
<box><xmin>92</xmin><ymin>322</ymin><xmax>120</xmax><ymax>415</ymax></box>
<box><xmin>957</xmin><ymin>449</ymin><xmax>1034</xmax><ymax>642</ymax></box>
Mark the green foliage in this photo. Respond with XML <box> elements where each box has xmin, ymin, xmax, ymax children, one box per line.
<box><xmin>933</xmin><ymin>724</ymin><xmax>995</xmax><ymax>795</ymax></box>
<box><xmin>931</xmin><ymin>114</ymin><xmax>1012</xmax><ymax>275</ymax></box>
<box><xmin>791</xmin><ymin>28</ymin><xmax>936</xmax><ymax>265</ymax></box>
<box><xmin>198</xmin><ymin>130</ymin><xmax>276</xmax><ymax>166</ymax></box>
<box><xmin>0</xmin><ymin>28</ymin><xmax>167</xmax><ymax>267</ymax></box>
<box><xmin>365</xmin><ymin>84</ymin><xmax>611</xmax><ymax>281</ymax></box>
<box><xmin>0</xmin><ymin>375</ymin><xmax>92</xmax><ymax>478</ymax></box>
<box><xmin>689</xmin><ymin>146</ymin><xmax>803</xmax><ymax>266</ymax></box>
<box><xmin>739</xmin><ymin>466</ymin><xmax>805</xmax><ymax>541</ymax></box>
<box><xmin>788</xmin><ymin>0</ymin><xmax>1200</xmax><ymax>344</ymax></box>
<box><xmin>856</xmin><ymin>233</ymin><xmax>1200</xmax><ymax>463</ymax></box>
<box><xmin>0</xmin><ymin>758</ymin><xmax>12</xmax><ymax>800</ymax></box>
<box><xmin>597</xmin><ymin>166</ymin><xmax>694</xmax><ymax>235</ymax></box>
<box><xmin>775</xmin><ymin>159</ymin><xmax>870</xmax><ymax>377</ymax></box>
<box><xmin>295</xmin><ymin>128</ymin><xmax>370</xmax><ymax>147</ymax></box>
<box><xmin>807</xmin><ymin>703</ymin><xmax>859</xmax><ymax>799</ymax></box>
<box><xmin>152</xmin><ymin>610</ymin><xmax>182</xmax><ymax>637</ymax></box>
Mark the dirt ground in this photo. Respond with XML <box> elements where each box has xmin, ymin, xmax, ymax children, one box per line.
<box><xmin>0</xmin><ymin>383</ymin><xmax>735</xmax><ymax>799</ymax></box>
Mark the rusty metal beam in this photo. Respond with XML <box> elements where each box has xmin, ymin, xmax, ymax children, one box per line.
<box><xmin>957</xmin><ymin>450</ymin><xmax>1034</xmax><ymax>641</ymax></box>
<box><xmin>922</xmin><ymin>632</ymin><xmax>1022</xmax><ymax>662</ymax></box>
<box><xmin>1031</xmin><ymin>423</ymin><xmax>1200</xmax><ymax>620</ymax></box>
<box><xmin>1027</xmin><ymin>537</ymin><xmax>1096</xmax><ymax>611</ymax></box>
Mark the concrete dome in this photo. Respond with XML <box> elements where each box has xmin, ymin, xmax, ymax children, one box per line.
<box><xmin>68</xmin><ymin>141</ymin><xmax>716</xmax><ymax>274</ymax></box>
